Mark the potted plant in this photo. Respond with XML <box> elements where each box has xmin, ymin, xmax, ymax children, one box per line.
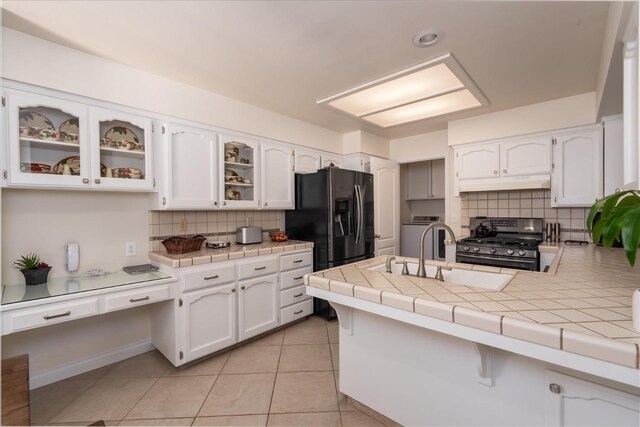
<box><xmin>587</xmin><ymin>190</ymin><xmax>640</xmax><ymax>266</ymax></box>
<box><xmin>12</xmin><ymin>252</ymin><xmax>52</xmax><ymax>286</ymax></box>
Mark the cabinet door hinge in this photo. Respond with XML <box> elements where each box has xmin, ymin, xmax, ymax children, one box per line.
<box><xmin>179</xmin><ymin>298</ymin><xmax>183</xmax><ymax>307</ymax></box>
<box><xmin>456</xmin><ymin>171</ymin><xmax>459</xmax><ymax>177</ymax></box>
<box><xmin>179</xmin><ymin>351</ymin><xmax>184</xmax><ymax>360</ymax></box>
<box><xmin>2</xmin><ymin>169</ymin><xmax>7</xmax><ymax>180</ymax></box>
<box><xmin>151</xmin><ymin>123</ymin><xmax>154</xmax><ymax>133</ymax></box>
<box><xmin>162</xmin><ymin>126</ymin><xmax>166</xmax><ymax>134</ymax></box>
<box><xmin>153</xmin><ymin>178</ymin><xmax>156</xmax><ymax>188</ymax></box>
<box><xmin>456</xmin><ymin>152</ymin><xmax>459</xmax><ymax>157</ymax></box>
<box><xmin>552</xmin><ymin>138</ymin><xmax>557</xmax><ymax>145</ymax></box>
<box><xmin>162</xmin><ymin>196</ymin><xmax>167</xmax><ymax>206</ymax></box>
<box><xmin>552</xmin><ymin>163</ymin><xmax>555</xmax><ymax>170</ymax></box>
<box><xmin>1</xmin><ymin>96</ymin><xmax>5</xmax><ymax>107</ymax></box>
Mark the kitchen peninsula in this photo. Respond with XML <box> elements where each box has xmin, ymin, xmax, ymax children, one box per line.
<box><xmin>306</xmin><ymin>244</ymin><xmax>640</xmax><ymax>426</ymax></box>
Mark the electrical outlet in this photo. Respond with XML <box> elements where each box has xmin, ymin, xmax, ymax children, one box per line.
<box><xmin>125</xmin><ymin>241</ymin><xmax>136</xmax><ymax>257</ymax></box>
<box><xmin>179</xmin><ymin>219</ymin><xmax>187</xmax><ymax>232</ymax></box>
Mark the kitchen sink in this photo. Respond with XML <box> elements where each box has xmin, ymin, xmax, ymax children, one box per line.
<box><xmin>368</xmin><ymin>263</ymin><xmax>513</xmax><ymax>291</ymax></box>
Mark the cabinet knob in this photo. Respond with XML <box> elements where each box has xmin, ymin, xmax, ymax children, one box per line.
<box><xmin>241</xmin><ymin>285</ymin><xmax>245</xmax><ymax>290</ymax></box>
<box><xmin>264</xmin><ymin>202</ymin><xmax>268</xmax><ymax>207</ymax></box>
<box><xmin>82</xmin><ymin>178</ymin><xmax>89</xmax><ymax>184</ymax></box>
<box><xmin>374</xmin><ymin>233</ymin><xmax>381</xmax><ymax>239</ymax></box>
<box><xmin>493</xmin><ymin>170</ymin><xmax>498</xmax><ymax>175</ymax></box>
<box><xmin>214</xmin><ymin>201</ymin><xmax>218</xmax><ymax>206</ymax></box>
<box><xmin>94</xmin><ymin>179</ymin><xmax>101</xmax><ymax>184</ymax></box>
<box><xmin>503</xmin><ymin>169</ymin><xmax>507</xmax><ymax>173</ymax></box>
<box><xmin>162</xmin><ymin>197</ymin><xmax>167</xmax><ymax>206</ymax></box>
<box><xmin>231</xmin><ymin>288</ymin><xmax>236</xmax><ymax>293</ymax></box>
<box><xmin>223</xmin><ymin>201</ymin><xmax>227</xmax><ymax>206</ymax></box>
<box><xmin>549</xmin><ymin>383</ymin><xmax>561</xmax><ymax>394</ymax></box>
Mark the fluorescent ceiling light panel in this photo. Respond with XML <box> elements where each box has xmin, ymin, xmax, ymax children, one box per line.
<box><xmin>318</xmin><ymin>53</ymin><xmax>488</xmax><ymax>128</ymax></box>
<box><xmin>362</xmin><ymin>89</ymin><xmax>481</xmax><ymax>127</ymax></box>
<box><xmin>327</xmin><ymin>63</ymin><xmax>464</xmax><ymax>117</ymax></box>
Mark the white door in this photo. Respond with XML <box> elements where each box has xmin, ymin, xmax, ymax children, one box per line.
<box><xmin>164</xmin><ymin>123</ymin><xmax>218</xmax><ymax>209</ymax></box>
<box><xmin>181</xmin><ymin>283</ymin><xmax>237</xmax><ymax>363</ymax></box>
<box><xmin>261</xmin><ymin>144</ymin><xmax>294</xmax><ymax>209</ymax></box>
<box><xmin>545</xmin><ymin>371</ymin><xmax>640</xmax><ymax>427</ymax></box>
<box><xmin>238</xmin><ymin>274</ymin><xmax>279</xmax><ymax>341</ymax></box>
<box><xmin>294</xmin><ymin>149</ymin><xmax>321</xmax><ymax>174</ymax></box>
<box><xmin>603</xmin><ymin>116</ymin><xmax>624</xmax><ymax>195</ymax></box>
<box><xmin>89</xmin><ymin>107</ymin><xmax>153</xmax><ymax>191</ymax></box>
<box><xmin>551</xmin><ymin>127</ymin><xmax>603</xmax><ymax>207</ymax></box>
<box><xmin>455</xmin><ymin>144</ymin><xmax>500</xmax><ymax>179</ymax></box>
<box><xmin>500</xmin><ymin>136</ymin><xmax>552</xmax><ymax>176</ymax></box>
<box><xmin>371</xmin><ymin>157</ymin><xmax>400</xmax><ymax>256</ymax></box>
<box><xmin>6</xmin><ymin>90</ymin><xmax>91</xmax><ymax>188</ymax></box>
<box><xmin>430</xmin><ymin>158</ymin><xmax>446</xmax><ymax>199</ymax></box>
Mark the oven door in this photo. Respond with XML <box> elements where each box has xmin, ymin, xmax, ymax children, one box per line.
<box><xmin>456</xmin><ymin>253</ymin><xmax>539</xmax><ymax>271</ymax></box>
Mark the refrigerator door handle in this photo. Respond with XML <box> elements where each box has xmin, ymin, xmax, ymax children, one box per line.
<box><xmin>355</xmin><ymin>184</ymin><xmax>363</xmax><ymax>245</ymax></box>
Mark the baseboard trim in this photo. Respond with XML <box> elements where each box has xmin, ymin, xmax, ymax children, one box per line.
<box><xmin>29</xmin><ymin>339</ymin><xmax>155</xmax><ymax>389</ymax></box>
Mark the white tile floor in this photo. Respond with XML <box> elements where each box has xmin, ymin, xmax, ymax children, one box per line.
<box><xmin>31</xmin><ymin>316</ymin><xmax>387</xmax><ymax>426</ymax></box>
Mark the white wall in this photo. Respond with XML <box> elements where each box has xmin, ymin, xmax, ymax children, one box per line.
<box><xmin>2</xmin><ymin>190</ymin><xmax>150</xmax><ymax>284</ymax></box>
<box><xmin>342</xmin><ymin>130</ymin><xmax>390</xmax><ymax>158</ymax></box>
<box><xmin>2</xmin><ymin>28</ymin><xmax>343</xmax><ymax>153</ymax></box>
<box><xmin>447</xmin><ymin>92</ymin><xmax>597</xmax><ymax>146</ymax></box>
<box><xmin>390</xmin><ymin>129</ymin><xmax>449</xmax><ymax>163</ymax></box>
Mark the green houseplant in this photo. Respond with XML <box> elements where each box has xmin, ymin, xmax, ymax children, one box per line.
<box><xmin>587</xmin><ymin>190</ymin><xmax>640</xmax><ymax>266</ymax></box>
<box><xmin>12</xmin><ymin>252</ymin><xmax>52</xmax><ymax>286</ymax></box>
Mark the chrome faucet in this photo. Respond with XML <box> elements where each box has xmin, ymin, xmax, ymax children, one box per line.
<box><xmin>434</xmin><ymin>265</ymin><xmax>452</xmax><ymax>282</ymax></box>
<box><xmin>416</xmin><ymin>222</ymin><xmax>457</xmax><ymax>278</ymax></box>
<box><xmin>385</xmin><ymin>256</ymin><xmax>396</xmax><ymax>273</ymax></box>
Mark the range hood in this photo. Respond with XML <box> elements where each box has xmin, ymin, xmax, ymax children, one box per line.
<box><xmin>458</xmin><ymin>174</ymin><xmax>551</xmax><ymax>193</ymax></box>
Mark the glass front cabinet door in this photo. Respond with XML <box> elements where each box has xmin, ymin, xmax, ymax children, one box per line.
<box><xmin>220</xmin><ymin>134</ymin><xmax>260</xmax><ymax>209</ymax></box>
<box><xmin>6</xmin><ymin>90</ymin><xmax>91</xmax><ymax>188</ymax></box>
<box><xmin>89</xmin><ymin>107</ymin><xmax>154</xmax><ymax>191</ymax></box>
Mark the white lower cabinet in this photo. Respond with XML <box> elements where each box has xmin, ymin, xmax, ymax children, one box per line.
<box><xmin>545</xmin><ymin>371</ymin><xmax>640</xmax><ymax>427</ymax></box>
<box><xmin>238</xmin><ymin>273</ymin><xmax>279</xmax><ymax>341</ymax></box>
<box><xmin>181</xmin><ymin>283</ymin><xmax>237</xmax><ymax>362</ymax></box>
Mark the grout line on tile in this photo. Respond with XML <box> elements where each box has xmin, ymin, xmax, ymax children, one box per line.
<box><xmin>121</xmin><ymin>375</ymin><xmax>162</xmax><ymax>422</ymax></box>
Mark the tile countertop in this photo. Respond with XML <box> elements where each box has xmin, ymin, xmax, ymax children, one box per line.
<box><xmin>149</xmin><ymin>240</ymin><xmax>314</xmax><ymax>268</ymax></box>
<box><xmin>306</xmin><ymin>244</ymin><xmax>640</xmax><ymax>370</ymax></box>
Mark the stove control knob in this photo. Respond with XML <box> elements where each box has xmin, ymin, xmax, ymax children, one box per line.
<box><xmin>463</xmin><ymin>246</ymin><xmax>470</xmax><ymax>251</ymax></box>
<box><xmin>506</xmin><ymin>249</ymin><xmax>515</xmax><ymax>256</ymax></box>
<box><xmin>490</xmin><ymin>248</ymin><xmax>497</xmax><ymax>254</ymax></box>
<box><xmin>473</xmin><ymin>247</ymin><xmax>480</xmax><ymax>252</ymax></box>
<box><xmin>518</xmin><ymin>250</ymin><xmax>526</xmax><ymax>257</ymax></box>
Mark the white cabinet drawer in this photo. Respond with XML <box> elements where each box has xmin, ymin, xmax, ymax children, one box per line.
<box><xmin>280</xmin><ymin>266</ymin><xmax>312</xmax><ymax>290</ymax></box>
<box><xmin>102</xmin><ymin>284</ymin><xmax>170</xmax><ymax>313</ymax></box>
<box><xmin>183</xmin><ymin>265</ymin><xmax>235</xmax><ymax>291</ymax></box>
<box><xmin>280</xmin><ymin>285</ymin><xmax>310</xmax><ymax>307</ymax></box>
<box><xmin>237</xmin><ymin>256</ymin><xmax>278</xmax><ymax>280</ymax></box>
<box><xmin>280</xmin><ymin>251</ymin><xmax>312</xmax><ymax>271</ymax></box>
<box><xmin>281</xmin><ymin>299</ymin><xmax>313</xmax><ymax>325</ymax></box>
<box><xmin>3</xmin><ymin>298</ymin><xmax>99</xmax><ymax>334</ymax></box>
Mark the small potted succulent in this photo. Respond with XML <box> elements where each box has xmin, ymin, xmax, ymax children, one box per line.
<box><xmin>12</xmin><ymin>252</ymin><xmax>52</xmax><ymax>286</ymax></box>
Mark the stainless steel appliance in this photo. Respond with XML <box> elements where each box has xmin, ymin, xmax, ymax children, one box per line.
<box><xmin>456</xmin><ymin>217</ymin><xmax>544</xmax><ymax>271</ymax></box>
<box><xmin>400</xmin><ymin>216</ymin><xmax>446</xmax><ymax>261</ymax></box>
<box><xmin>236</xmin><ymin>226</ymin><xmax>262</xmax><ymax>245</ymax></box>
<box><xmin>285</xmin><ymin>168</ymin><xmax>374</xmax><ymax>318</ymax></box>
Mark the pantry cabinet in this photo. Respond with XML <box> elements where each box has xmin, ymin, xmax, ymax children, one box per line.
<box><xmin>220</xmin><ymin>134</ymin><xmax>260</xmax><ymax>209</ymax></box>
<box><xmin>261</xmin><ymin>143</ymin><xmax>294</xmax><ymax>209</ymax></box>
<box><xmin>500</xmin><ymin>136</ymin><xmax>552</xmax><ymax>177</ymax></box>
<box><xmin>551</xmin><ymin>126</ymin><xmax>603</xmax><ymax>207</ymax></box>
<box><xmin>155</xmin><ymin>122</ymin><xmax>219</xmax><ymax>209</ymax></box>
<box><xmin>455</xmin><ymin>144</ymin><xmax>500</xmax><ymax>180</ymax></box>
<box><xmin>294</xmin><ymin>149</ymin><xmax>321</xmax><ymax>174</ymax></box>
<box><xmin>237</xmin><ymin>273</ymin><xmax>279</xmax><ymax>341</ymax></box>
<box><xmin>406</xmin><ymin>159</ymin><xmax>445</xmax><ymax>200</ymax></box>
<box><xmin>181</xmin><ymin>283</ymin><xmax>237</xmax><ymax>362</ymax></box>
<box><xmin>545</xmin><ymin>371</ymin><xmax>640</xmax><ymax>427</ymax></box>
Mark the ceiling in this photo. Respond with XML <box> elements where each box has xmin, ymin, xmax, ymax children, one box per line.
<box><xmin>2</xmin><ymin>1</ymin><xmax>610</xmax><ymax>140</ymax></box>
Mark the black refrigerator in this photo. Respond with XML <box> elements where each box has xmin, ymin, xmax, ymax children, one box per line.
<box><xmin>285</xmin><ymin>168</ymin><xmax>375</xmax><ymax>318</ymax></box>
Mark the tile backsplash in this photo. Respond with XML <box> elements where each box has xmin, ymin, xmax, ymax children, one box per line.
<box><xmin>149</xmin><ymin>210</ymin><xmax>285</xmax><ymax>252</ymax></box>
<box><xmin>460</xmin><ymin>190</ymin><xmax>590</xmax><ymax>242</ymax></box>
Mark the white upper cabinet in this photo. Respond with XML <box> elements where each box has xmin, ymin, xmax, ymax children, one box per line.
<box><xmin>321</xmin><ymin>155</ymin><xmax>342</xmax><ymax>169</ymax></box>
<box><xmin>500</xmin><ymin>136</ymin><xmax>552</xmax><ymax>176</ymax></box>
<box><xmin>551</xmin><ymin>126</ymin><xmax>603</xmax><ymax>207</ymax></box>
<box><xmin>261</xmin><ymin>143</ymin><xmax>294</xmax><ymax>209</ymax></box>
<box><xmin>343</xmin><ymin>154</ymin><xmax>371</xmax><ymax>173</ymax></box>
<box><xmin>294</xmin><ymin>149</ymin><xmax>321</xmax><ymax>174</ymax></box>
<box><xmin>455</xmin><ymin>144</ymin><xmax>500</xmax><ymax>180</ymax></box>
<box><xmin>89</xmin><ymin>107</ymin><xmax>153</xmax><ymax>191</ymax></box>
<box><xmin>220</xmin><ymin>134</ymin><xmax>260</xmax><ymax>209</ymax></box>
<box><xmin>405</xmin><ymin>159</ymin><xmax>445</xmax><ymax>200</ymax></box>
<box><xmin>5</xmin><ymin>90</ymin><xmax>91</xmax><ymax>188</ymax></box>
<box><xmin>157</xmin><ymin>122</ymin><xmax>218</xmax><ymax>209</ymax></box>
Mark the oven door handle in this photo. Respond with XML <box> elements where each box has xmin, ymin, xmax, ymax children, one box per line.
<box><xmin>456</xmin><ymin>254</ymin><xmax>537</xmax><ymax>264</ymax></box>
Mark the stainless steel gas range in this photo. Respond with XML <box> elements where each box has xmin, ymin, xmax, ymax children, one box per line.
<box><xmin>456</xmin><ymin>217</ymin><xmax>544</xmax><ymax>271</ymax></box>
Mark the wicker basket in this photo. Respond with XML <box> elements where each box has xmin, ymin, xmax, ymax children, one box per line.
<box><xmin>161</xmin><ymin>235</ymin><xmax>206</xmax><ymax>254</ymax></box>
